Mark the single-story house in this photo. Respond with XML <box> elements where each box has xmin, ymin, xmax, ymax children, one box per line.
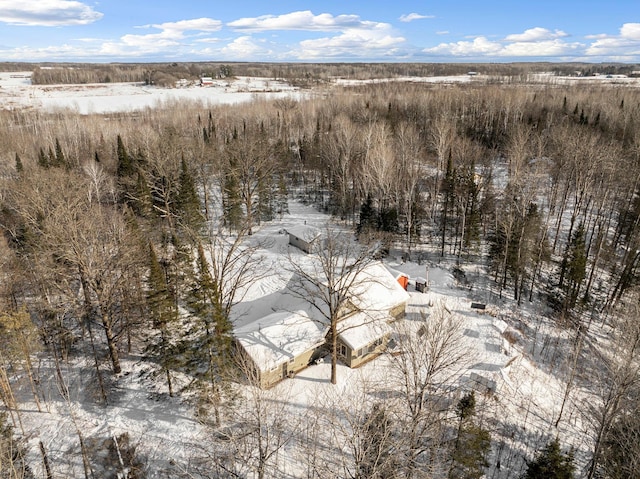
<box><xmin>199</xmin><ymin>76</ymin><xmax>214</xmax><ymax>86</ymax></box>
<box><xmin>234</xmin><ymin>310</ymin><xmax>326</xmax><ymax>388</ymax></box>
<box><xmin>287</xmin><ymin>225</ymin><xmax>324</xmax><ymax>254</ymax></box>
<box><xmin>331</xmin><ymin>262</ymin><xmax>410</xmax><ymax>368</ymax></box>
<box><xmin>337</xmin><ymin>310</ymin><xmax>392</xmax><ymax>368</ymax></box>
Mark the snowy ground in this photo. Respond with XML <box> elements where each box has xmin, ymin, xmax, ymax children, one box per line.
<box><xmin>0</xmin><ymin>72</ymin><xmax>307</xmax><ymax>114</ymax></box>
<box><xmin>10</xmin><ymin>198</ymin><xmax>596</xmax><ymax>478</ymax></box>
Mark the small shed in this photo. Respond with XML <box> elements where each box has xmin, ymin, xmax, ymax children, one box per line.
<box><xmin>234</xmin><ymin>310</ymin><xmax>326</xmax><ymax>388</ymax></box>
<box><xmin>287</xmin><ymin>225</ymin><xmax>324</xmax><ymax>254</ymax></box>
<box><xmin>415</xmin><ymin>277</ymin><xmax>428</xmax><ymax>293</ymax></box>
<box><xmin>199</xmin><ymin>77</ymin><xmax>214</xmax><ymax>86</ymax></box>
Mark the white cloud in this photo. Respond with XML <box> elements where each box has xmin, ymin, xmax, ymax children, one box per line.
<box><xmin>228</xmin><ymin>10</ymin><xmax>406</xmax><ymax>60</ymax></box>
<box><xmin>501</xmin><ymin>39</ymin><xmax>580</xmax><ymax>56</ymax></box>
<box><xmin>228</xmin><ymin>10</ymin><xmax>370</xmax><ymax>31</ymax></box>
<box><xmin>505</xmin><ymin>27</ymin><xmax>567</xmax><ymax>42</ymax></box>
<box><xmin>220</xmin><ymin>36</ymin><xmax>272</xmax><ymax>59</ymax></box>
<box><xmin>399</xmin><ymin>13</ymin><xmax>434</xmax><ymax>23</ymax></box>
<box><xmin>425</xmin><ymin>33</ymin><xmax>580</xmax><ymax>58</ymax></box>
<box><xmin>425</xmin><ymin>37</ymin><xmax>502</xmax><ymax>56</ymax></box>
<box><xmin>0</xmin><ymin>0</ymin><xmax>102</xmax><ymax>26</ymax></box>
<box><xmin>621</xmin><ymin>23</ymin><xmax>640</xmax><ymax>40</ymax></box>
<box><xmin>295</xmin><ymin>27</ymin><xmax>405</xmax><ymax>59</ymax></box>
<box><xmin>585</xmin><ymin>23</ymin><xmax>640</xmax><ymax>58</ymax></box>
<box><xmin>436</xmin><ymin>31</ymin><xmax>449</xmax><ymax>35</ymax></box>
<box><xmin>101</xmin><ymin>18</ymin><xmax>222</xmax><ymax>56</ymax></box>
<box><xmin>194</xmin><ymin>37</ymin><xmax>221</xmax><ymax>44</ymax></box>
<box><xmin>145</xmin><ymin>18</ymin><xmax>222</xmax><ymax>34</ymax></box>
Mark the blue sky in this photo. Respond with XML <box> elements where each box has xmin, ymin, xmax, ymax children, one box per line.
<box><xmin>0</xmin><ymin>1</ymin><xmax>638</xmax><ymax>63</ymax></box>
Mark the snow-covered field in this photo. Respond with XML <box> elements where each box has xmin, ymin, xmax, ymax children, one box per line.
<box><xmin>0</xmin><ymin>72</ymin><xmax>307</xmax><ymax>114</ymax></box>
<box><xmin>4</xmin><ymin>69</ymin><xmax>636</xmax><ymax>116</ymax></box>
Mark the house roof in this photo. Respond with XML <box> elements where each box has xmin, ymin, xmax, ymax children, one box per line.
<box><xmin>234</xmin><ymin>310</ymin><xmax>326</xmax><ymax>372</ymax></box>
<box><xmin>349</xmin><ymin>262</ymin><xmax>410</xmax><ymax>313</ymax></box>
<box><xmin>338</xmin><ymin>310</ymin><xmax>392</xmax><ymax>351</ymax></box>
<box><xmin>286</xmin><ymin>225</ymin><xmax>322</xmax><ymax>243</ymax></box>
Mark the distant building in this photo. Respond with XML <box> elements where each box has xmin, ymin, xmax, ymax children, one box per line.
<box><xmin>199</xmin><ymin>77</ymin><xmax>214</xmax><ymax>87</ymax></box>
<box><xmin>287</xmin><ymin>225</ymin><xmax>324</xmax><ymax>254</ymax></box>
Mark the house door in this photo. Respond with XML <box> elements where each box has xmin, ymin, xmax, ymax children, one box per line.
<box><xmin>282</xmin><ymin>363</ymin><xmax>288</xmax><ymax>379</ymax></box>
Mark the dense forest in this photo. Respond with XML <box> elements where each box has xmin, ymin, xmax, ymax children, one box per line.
<box><xmin>1</xmin><ymin>69</ymin><xmax>640</xmax><ymax>478</ymax></box>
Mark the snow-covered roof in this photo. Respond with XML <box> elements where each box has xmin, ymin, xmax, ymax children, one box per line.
<box><xmin>385</xmin><ymin>265</ymin><xmax>409</xmax><ymax>280</ymax></box>
<box><xmin>286</xmin><ymin>225</ymin><xmax>322</xmax><ymax>243</ymax></box>
<box><xmin>234</xmin><ymin>310</ymin><xmax>326</xmax><ymax>372</ymax></box>
<box><xmin>349</xmin><ymin>262</ymin><xmax>410</xmax><ymax>313</ymax></box>
<box><xmin>338</xmin><ymin>310</ymin><xmax>392</xmax><ymax>351</ymax></box>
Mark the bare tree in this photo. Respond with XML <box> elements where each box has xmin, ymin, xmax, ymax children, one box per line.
<box><xmin>286</xmin><ymin>228</ymin><xmax>377</xmax><ymax>385</ymax></box>
<box><xmin>585</xmin><ymin>293</ymin><xmax>640</xmax><ymax>479</ymax></box>
<box><xmin>389</xmin><ymin>303</ymin><xmax>469</xmax><ymax>478</ymax></box>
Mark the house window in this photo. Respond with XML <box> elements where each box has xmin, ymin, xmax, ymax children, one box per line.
<box><xmin>356</xmin><ymin>349</ymin><xmax>362</xmax><ymax>357</ymax></box>
<box><xmin>339</xmin><ymin>344</ymin><xmax>347</xmax><ymax>357</ymax></box>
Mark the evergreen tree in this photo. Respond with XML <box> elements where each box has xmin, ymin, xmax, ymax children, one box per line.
<box><xmin>561</xmin><ymin>224</ymin><xmax>587</xmax><ymax>310</ymax></box>
<box><xmin>357</xmin><ymin>194</ymin><xmax>378</xmax><ymax>236</ymax></box>
<box><xmin>256</xmin><ymin>171</ymin><xmax>274</xmax><ymax>223</ymax></box>
<box><xmin>449</xmin><ymin>391</ymin><xmax>491</xmax><ymax>479</ymax></box>
<box><xmin>14</xmin><ymin>153</ymin><xmax>23</xmax><ymax>173</ymax></box>
<box><xmin>275</xmin><ymin>173</ymin><xmax>289</xmax><ymax>219</ymax></box>
<box><xmin>37</xmin><ymin>147</ymin><xmax>49</xmax><ymax>168</ymax></box>
<box><xmin>175</xmin><ymin>156</ymin><xmax>205</xmax><ymax>237</ymax></box>
<box><xmin>184</xmin><ymin>242</ymin><xmax>233</xmax><ymax>424</ymax></box>
<box><xmin>117</xmin><ymin>134</ymin><xmax>135</xmax><ymax>177</ymax></box>
<box><xmin>53</xmin><ymin>138</ymin><xmax>66</xmax><ymax>168</ymax></box>
<box><xmin>145</xmin><ymin>243</ymin><xmax>179</xmax><ymax>397</ymax></box>
<box><xmin>222</xmin><ymin>158</ymin><xmax>243</xmax><ymax>231</ymax></box>
<box><xmin>441</xmin><ymin>149</ymin><xmax>456</xmax><ymax>256</ymax></box>
<box><xmin>522</xmin><ymin>438</ymin><xmax>575</xmax><ymax>479</ymax></box>
<box><xmin>131</xmin><ymin>171</ymin><xmax>154</xmax><ymax>219</ymax></box>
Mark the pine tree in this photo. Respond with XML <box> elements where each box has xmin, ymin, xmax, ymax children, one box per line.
<box><xmin>131</xmin><ymin>171</ymin><xmax>154</xmax><ymax>219</ymax></box>
<box><xmin>441</xmin><ymin>149</ymin><xmax>456</xmax><ymax>256</ymax></box>
<box><xmin>275</xmin><ymin>173</ymin><xmax>289</xmax><ymax>219</ymax></box>
<box><xmin>256</xmin><ymin>170</ymin><xmax>274</xmax><ymax>223</ymax></box>
<box><xmin>53</xmin><ymin>138</ymin><xmax>66</xmax><ymax>168</ymax></box>
<box><xmin>117</xmin><ymin>134</ymin><xmax>135</xmax><ymax>177</ymax></box>
<box><xmin>523</xmin><ymin>438</ymin><xmax>575</xmax><ymax>479</ymax></box>
<box><xmin>222</xmin><ymin>158</ymin><xmax>243</xmax><ymax>231</ymax></box>
<box><xmin>14</xmin><ymin>153</ymin><xmax>23</xmax><ymax>173</ymax></box>
<box><xmin>145</xmin><ymin>243</ymin><xmax>179</xmax><ymax>397</ymax></box>
<box><xmin>37</xmin><ymin>147</ymin><xmax>49</xmax><ymax>168</ymax></box>
<box><xmin>561</xmin><ymin>224</ymin><xmax>587</xmax><ymax>310</ymax></box>
<box><xmin>449</xmin><ymin>391</ymin><xmax>491</xmax><ymax>479</ymax></box>
<box><xmin>357</xmin><ymin>194</ymin><xmax>378</xmax><ymax>236</ymax></box>
<box><xmin>175</xmin><ymin>156</ymin><xmax>205</xmax><ymax>237</ymax></box>
<box><xmin>185</xmin><ymin>242</ymin><xmax>233</xmax><ymax>424</ymax></box>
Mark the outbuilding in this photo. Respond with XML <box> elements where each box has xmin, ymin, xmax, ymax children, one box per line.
<box><xmin>287</xmin><ymin>225</ymin><xmax>324</xmax><ymax>254</ymax></box>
